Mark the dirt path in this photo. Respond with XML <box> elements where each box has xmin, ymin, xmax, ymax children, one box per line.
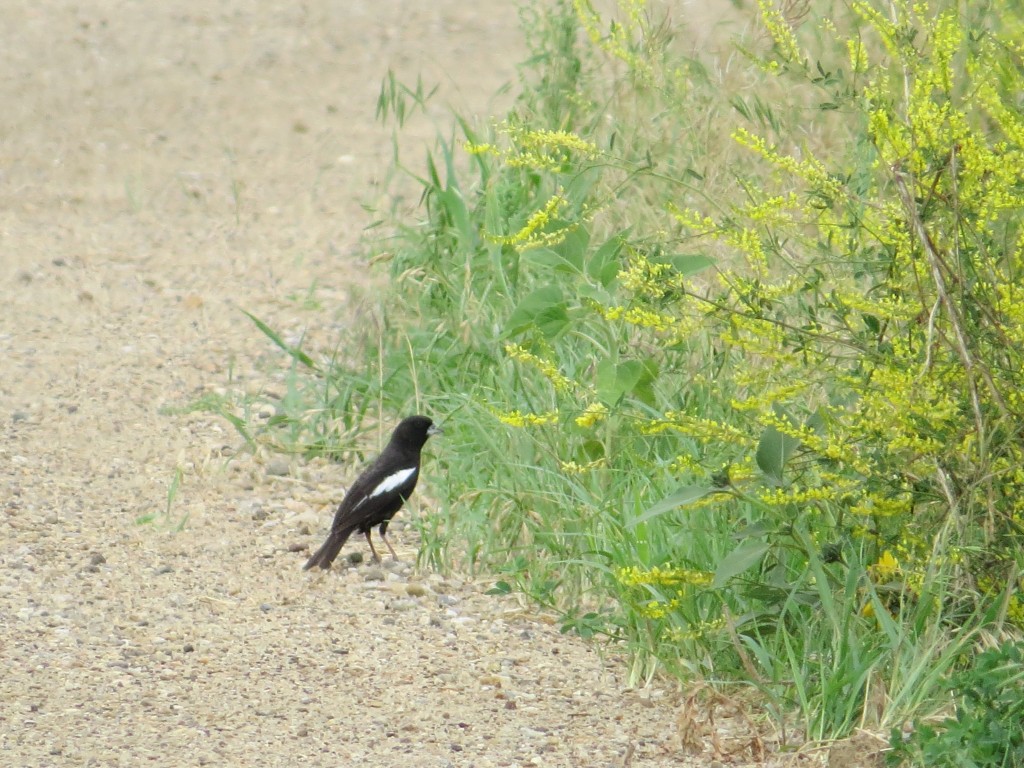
<box><xmin>1</xmin><ymin>4</ymin><xmax>776</xmax><ymax>766</ymax></box>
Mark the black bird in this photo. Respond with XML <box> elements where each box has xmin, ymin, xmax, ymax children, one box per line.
<box><xmin>304</xmin><ymin>415</ymin><xmax>441</xmax><ymax>570</ymax></box>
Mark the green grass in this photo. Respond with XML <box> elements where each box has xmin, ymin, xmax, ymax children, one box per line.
<box><xmin>136</xmin><ymin>466</ymin><xmax>188</xmax><ymax>531</ymax></box>
<box><xmin>210</xmin><ymin>0</ymin><xmax>1024</xmax><ymax>757</ymax></box>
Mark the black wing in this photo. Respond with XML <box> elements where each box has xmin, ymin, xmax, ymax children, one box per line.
<box><xmin>330</xmin><ymin>456</ymin><xmax>420</xmax><ymax>534</ymax></box>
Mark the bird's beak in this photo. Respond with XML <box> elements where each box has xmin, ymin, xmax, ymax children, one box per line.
<box><xmin>428</xmin><ymin>424</ymin><xmax>444</xmax><ymax>436</ymax></box>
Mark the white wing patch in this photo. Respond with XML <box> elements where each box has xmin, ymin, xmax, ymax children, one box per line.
<box><xmin>369</xmin><ymin>466</ymin><xmax>417</xmax><ymax>499</ymax></box>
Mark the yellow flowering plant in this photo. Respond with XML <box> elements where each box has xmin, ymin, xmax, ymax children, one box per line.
<box><xmin>252</xmin><ymin>0</ymin><xmax>1024</xmax><ymax>737</ymax></box>
<box><xmin>477</xmin><ymin>0</ymin><xmax>1023</xmax><ymax>726</ymax></box>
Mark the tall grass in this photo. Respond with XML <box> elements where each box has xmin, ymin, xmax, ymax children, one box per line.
<box><xmin>219</xmin><ymin>0</ymin><xmax>1024</xmax><ymax>753</ymax></box>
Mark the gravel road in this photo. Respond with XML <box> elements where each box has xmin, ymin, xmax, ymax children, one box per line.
<box><xmin>1</xmin><ymin>3</ymin><xmax>782</xmax><ymax>765</ymax></box>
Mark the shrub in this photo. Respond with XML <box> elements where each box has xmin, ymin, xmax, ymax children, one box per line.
<box><xmin>228</xmin><ymin>0</ymin><xmax>1024</xmax><ymax>742</ymax></box>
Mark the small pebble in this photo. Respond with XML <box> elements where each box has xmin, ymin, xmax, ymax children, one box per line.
<box><xmin>265</xmin><ymin>458</ymin><xmax>290</xmax><ymax>477</ymax></box>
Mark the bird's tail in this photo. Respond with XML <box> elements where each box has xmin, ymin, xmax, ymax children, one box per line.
<box><xmin>303</xmin><ymin>527</ymin><xmax>354</xmax><ymax>570</ymax></box>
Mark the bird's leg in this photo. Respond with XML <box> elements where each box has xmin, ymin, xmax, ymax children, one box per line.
<box><xmin>378</xmin><ymin>521</ymin><xmax>400</xmax><ymax>561</ymax></box>
<box><xmin>380</xmin><ymin>532</ymin><xmax>400</xmax><ymax>561</ymax></box>
<box><xmin>364</xmin><ymin>531</ymin><xmax>383</xmax><ymax>563</ymax></box>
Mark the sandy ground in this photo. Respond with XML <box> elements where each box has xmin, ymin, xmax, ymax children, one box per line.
<box><xmin>0</xmin><ymin>3</ymin><xmax>801</xmax><ymax>766</ymax></box>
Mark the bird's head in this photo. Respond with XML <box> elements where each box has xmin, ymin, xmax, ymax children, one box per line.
<box><xmin>393</xmin><ymin>415</ymin><xmax>442</xmax><ymax>449</ymax></box>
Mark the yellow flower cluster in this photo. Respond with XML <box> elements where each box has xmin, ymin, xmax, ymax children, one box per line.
<box><xmin>756</xmin><ymin>0</ymin><xmax>802</xmax><ymax>64</ymax></box>
<box><xmin>617</xmin><ymin>251</ymin><xmax>688</xmax><ymax>300</ymax></box>
<box><xmin>740</xmin><ymin>193</ymin><xmax>800</xmax><ymax>226</ymax></box>
<box><xmin>601</xmin><ymin>305</ymin><xmax>687</xmax><ymax>336</ymax></box>
<box><xmin>643</xmin><ymin>411</ymin><xmax>755</xmax><ymax>448</ymax></box>
<box><xmin>976</xmin><ymin>78</ymin><xmax>1024</xmax><ymax>150</ymax></box>
<box><xmin>872</xmin><ymin>550</ymin><xmax>900</xmax><ymax>580</ymax></box>
<box><xmin>846</xmin><ymin>37</ymin><xmax>868</xmax><ymax>75</ymax></box>
<box><xmin>726</xmin><ymin>457</ymin><xmax>759</xmax><ymax>484</ymax></box>
<box><xmin>574</xmin><ymin>402</ymin><xmax>608</xmax><ymax>428</ymax></box>
<box><xmin>495</xmin><ymin>409</ymin><xmax>559</xmax><ymax>428</ymax></box>
<box><xmin>855</xmin><ymin>364</ymin><xmax>959</xmax><ymax>466</ymax></box>
<box><xmin>667</xmin><ymin>203</ymin><xmax>717</xmax><ymax>234</ymax></box>
<box><xmin>616</xmin><ymin>563</ymin><xmax>716</xmax><ymax>621</ymax></box>
<box><xmin>719</xmin><ymin>314</ymin><xmax>790</xmax><ymax>358</ymax></box>
<box><xmin>1007</xmin><ymin>594</ymin><xmax>1024</xmax><ymax>629</ymax></box>
<box><xmin>759</xmin><ymin>410</ymin><xmax>819</xmax><ymax>443</ymax></box>
<box><xmin>507</xmin><ymin>126</ymin><xmax>599</xmax><ymax>158</ymax></box>
<box><xmin>616</xmin><ymin>564</ymin><xmax>714</xmax><ymax>587</ymax></box>
<box><xmin>860</xmin><ymin>2</ymin><xmax>1024</xmax><ymax>231</ymax></box>
<box><xmin>730</xmin><ymin>382</ymin><xmax>807</xmax><ymax>412</ymax></box>
<box><xmin>572</xmin><ymin>0</ymin><xmax>654</xmax><ymax>84</ymax></box>
<box><xmin>757</xmin><ymin>481</ymin><xmax>853</xmax><ymax>507</ymax></box>
<box><xmin>504</xmin><ymin>343</ymin><xmax>573</xmax><ymax>393</ymax></box>
<box><xmin>640</xmin><ymin>598</ymin><xmax>679</xmax><ymax>619</ymax></box>
<box><xmin>850</xmin><ymin>492</ymin><xmax>913</xmax><ymax>518</ymax></box>
<box><xmin>558</xmin><ymin>458</ymin><xmax>608</xmax><ymax>474</ymax></box>
<box><xmin>668</xmin><ymin>453</ymin><xmax>702</xmax><ymax>474</ymax></box>
<box><xmin>833</xmin><ymin>288</ymin><xmax>918</xmax><ymax>324</ymax></box>
<box><xmin>820</xmin><ymin>438</ymin><xmax>873</xmax><ymax>476</ymax></box>
<box><xmin>987</xmin><ymin>567</ymin><xmax>1024</xmax><ymax>628</ymax></box>
<box><xmin>732</xmin><ymin>128</ymin><xmax>843</xmax><ymax>200</ymax></box>
<box><xmin>464</xmin><ymin>142</ymin><xmax>499</xmax><ymax>156</ymax></box>
<box><xmin>666</xmin><ymin>618</ymin><xmax>727</xmax><ymax>642</ymax></box>
<box><xmin>470</xmin><ymin>123</ymin><xmax>599</xmax><ymax>172</ymax></box>
<box><xmin>723</xmin><ymin>227</ymin><xmax>770</xmax><ymax>273</ymax></box>
<box><xmin>488</xmin><ymin>193</ymin><xmax>571</xmax><ymax>252</ymax></box>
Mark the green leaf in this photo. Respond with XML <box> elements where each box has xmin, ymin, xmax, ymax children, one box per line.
<box><xmin>732</xmin><ymin>520</ymin><xmax>774</xmax><ymax>539</ymax></box>
<box><xmin>242</xmin><ymin>310</ymin><xmax>319</xmax><ymax>372</ymax></box>
<box><xmin>805</xmin><ymin>408</ymin><xmax>826</xmax><ymax>435</ymax></box>
<box><xmin>755</xmin><ymin>424</ymin><xmax>801</xmax><ymax>482</ymax></box>
<box><xmin>505</xmin><ymin>286</ymin><xmax>569</xmax><ymax>339</ymax></box>
<box><xmin>437</xmin><ymin>186</ymin><xmax>472</xmax><ymax>246</ymax></box>
<box><xmin>522</xmin><ymin>248</ymin><xmax>578</xmax><ymax>273</ymax></box>
<box><xmin>575</xmin><ymin>283</ymin><xmax>615</xmax><ymax>306</ymax></box>
<box><xmin>636</xmin><ymin>484</ymin><xmax>715</xmax><ymax>524</ymax></box>
<box><xmin>486</xmin><ymin>580</ymin><xmax>513</xmax><ymax>596</ymax></box>
<box><xmin>552</xmin><ymin>221</ymin><xmax>590</xmax><ymax>272</ymax></box>
<box><xmin>595</xmin><ymin>359</ymin><xmax>659</xmax><ymax>406</ymax></box>
<box><xmin>713</xmin><ymin>539</ymin><xmax>770</xmax><ymax>588</ymax></box>
<box><xmin>596</xmin><ymin>359</ymin><xmax>643</xmax><ymax>404</ymax></box>
<box><xmin>632</xmin><ymin>358</ymin><xmax>659</xmax><ymax>407</ymax></box>
<box><xmin>668</xmin><ymin>254</ymin><xmax>715</xmax><ymax>276</ymax></box>
<box><xmin>587</xmin><ymin>234</ymin><xmax>624</xmax><ymax>286</ymax></box>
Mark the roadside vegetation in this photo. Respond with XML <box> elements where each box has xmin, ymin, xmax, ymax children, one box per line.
<box><xmin>220</xmin><ymin>0</ymin><xmax>1024</xmax><ymax>761</ymax></box>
